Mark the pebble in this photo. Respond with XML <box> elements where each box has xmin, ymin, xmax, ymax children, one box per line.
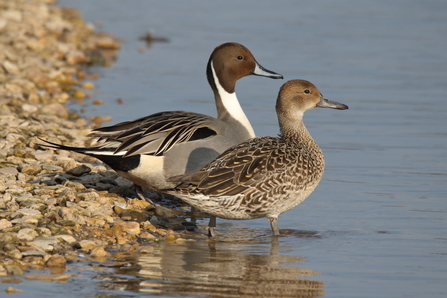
<box><xmin>4</xmin><ymin>265</ymin><xmax>23</xmax><ymax>276</ymax></box>
<box><xmin>116</xmin><ymin>220</ymin><xmax>141</xmax><ymax>235</ymax></box>
<box><xmin>16</xmin><ymin>208</ymin><xmax>43</xmax><ymax>219</ymax></box>
<box><xmin>46</xmin><ymin>254</ymin><xmax>66</xmax><ymax>268</ymax></box>
<box><xmin>31</xmin><ymin>237</ymin><xmax>59</xmax><ymax>252</ymax></box>
<box><xmin>0</xmin><ymin>219</ymin><xmax>12</xmax><ymax>230</ymax></box>
<box><xmin>17</xmin><ymin>228</ymin><xmax>38</xmax><ymax>241</ymax></box>
<box><xmin>75</xmin><ymin>240</ymin><xmax>96</xmax><ymax>252</ymax></box>
<box><xmin>5</xmin><ymin>287</ymin><xmax>23</xmax><ymax>294</ymax></box>
<box><xmin>22</xmin><ymin>250</ymin><xmax>47</xmax><ymax>257</ymax></box>
<box><xmin>90</xmin><ymin>246</ymin><xmax>109</xmax><ymax>258</ymax></box>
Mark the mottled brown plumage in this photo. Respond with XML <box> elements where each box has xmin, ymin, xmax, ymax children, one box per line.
<box><xmin>166</xmin><ymin>79</ymin><xmax>348</xmax><ymax>236</ymax></box>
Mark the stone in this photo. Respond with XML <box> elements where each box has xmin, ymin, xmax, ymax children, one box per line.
<box><xmin>116</xmin><ymin>220</ymin><xmax>141</xmax><ymax>235</ymax></box>
<box><xmin>0</xmin><ymin>218</ymin><xmax>12</xmax><ymax>230</ymax></box>
<box><xmin>66</xmin><ymin>164</ymin><xmax>91</xmax><ymax>176</ymax></box>
<box><xmin>119</xmin><ymin>211</ymin><xmax>147</xmax><ymax>222</ymax></box>
<box><xmin>31</xmin><ymin>237</ymin><xmax>59</xmax><ymax>252</ymax></box>
<box><xmin>21</xmin><ymin>250</ymin><xmax>47</xmax><ymax>257</ymax></box>
<box><xmin>46</xmin><ymin>254</ymin><xmax>66</xmax><ymax>267</ymax></box>
<box><xmin>130</xmin><ymin>198</ymin><xmax>151</xmax><ymax>209</ymax></box>
<box><xmin>36</xmin><ymin>227</ymin><xmax>52</xmax><ymax>237</ymax></box>
<box><xmin>155</xmin><ymin>205</ymin><xmax>180</xmax><ymax>218</ymax></box>
<box><xmin>4</xmin><ymin>265</ymin><xmax>23</xmax><ymax>276</ymax></box>
<box><xmin>5</xmin><ymin>287</ymin><xmax>23</xmax><ymax>294</ymax></box>
<box><xmin>19</xmin><ymin>164</ymin><xmax>42</xmax><ymax>175</ymax></box>
<box><xmin>90</xmin><ymin>247</ymin><xmax>109</xmax><ymax>258</ymax></box>
<box><xmin>40</xmin><ymin>103</ymin><xmax>68</xmax><ymax>118</ymax></box>
<box><xmin>54</xmin><ymin>234</ymin><xmax>77</xmax><ymax>245</ymax></box>
<box><xmin>10</xmin><ymin>217</ymin><xmax>39</xmax><ymax>225</ymax></box>
<box><xmin>22</xmin><ymin>103</ymin><xmax>39</xmax><ymax>113</ymax></box>
<box><xmin>2</xmin><ymin>60</ymin><xmax>20</xmax><ymax>75</ymax></box>
<box><xmin>16</xmin><ymin>208</ymin><xmax>43</xmax><ymax>219</ymax></box>
<box><xmin>17</xmin><ymin>228</ymin><xmax>38</xmax><ymax>242</ymax></box>
<box><xmin>0</xmin><ymin>167</ymin><xmax>18</xmax><ymax>175</ymax></box>
<box><xmin>75</xmin><ymin>240</ymin><xmax>96</xmax><ymax>252</ymax></box>
<box><xmin>0</xmin><ymin>265</ymin><xmax>7</xmax><ymax>276</ymax></box>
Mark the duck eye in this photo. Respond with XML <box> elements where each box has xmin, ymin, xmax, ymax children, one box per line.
<box><xmin>237</xmin><ymin>56</ymin><xmax>243</xmax><ymax>60</ymax></box>
<box><xmin>304</xmin><ymin>89</ymin><xmax>310</xmax><ymax>94</ymax></box>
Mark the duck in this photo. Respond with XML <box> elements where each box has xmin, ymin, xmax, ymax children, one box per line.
<box><xmin>164</xmin><ymin>79</ymin><xmax>348</xmax><ymax>236</ymax></box>
<box><xmin>40</xmin><ymin>42</ymin><xmax>283</xmax><ymax>192</ymax></box>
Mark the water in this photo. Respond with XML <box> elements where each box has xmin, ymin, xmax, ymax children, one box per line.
<box><xmin>11</xmin><ymin>0</ymin><xmax>447</xmax><ymax>297</ymax></box>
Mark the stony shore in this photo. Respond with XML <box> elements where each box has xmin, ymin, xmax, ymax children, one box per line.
<box><xmin>0</xmin><ymin>0</ymin><xmax>198</xmax><ymax>281</ymax></box>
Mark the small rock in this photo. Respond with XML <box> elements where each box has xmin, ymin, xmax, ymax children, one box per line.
<box><xmin>139</xmin><ymin>232</ymin><xmax>157</xmax><ymax>240</ymax></box>
<box><xmin>54</xmin><ymin>234</ymin><xmax>77</xmax><ymax>245</ymax></box>
<box><xmin>66</xmin><ymin>50</ymin><xmax>86</xmax><ymax>64</ymax></box>
<box><xmin>119</xmin><ymin>211</ymin><xmax>147</xmax><ymax>223</ymax></box>
<box><xmin>82</xmin><ymin>82</ymin><xmax>94</xmax><ymax>89</ymax></box>
<box><xmin>90</xmin><ymin>247</ymin><xmax>109</xmax><ymax>258</ymax></box>
<box><xmin>0</xmin><ymin>265</ymin><xmax>7</xmax><ymax>276</ymax></box>
<box><xmin>19</xmin><ymin>164</ymin><xmax>42</xmax><ymax>175</ymax></box>
<box><xmin>75</xmin><ymin>240</ymin><xmax>96</xmax><ymax>252</ymax></box>
<box><xmin>4</xmin><ymin>265</ymin><xmax>23</xmax><ymax>276</ymax></box>
<box><xmin>0</xmin><ymin>218</ymin><xmax>12</xmax><ymax>230</ymax></box>
<box><xmin>131</xmin><ymin>198</ymin><xmax>151</xmax><ymax>209</ymax></box>
<box><xmin>95</xmin><ymin>36</ymin><xmax>120</xmax><ymax>49</ymax></box>
<box><xmin>36</xmin><ymin>227</ymin><xmax>52</xmax><ymax>237</ymax></box>
<box><xmin>2</xmin><ymin>60</ymin><xmax>20</xmax><ymax>75</ymax></box>
<box><xmin>33</xmin><ymin>151</ymin><xmax>53</xmax><ymax>161</ymax></box>
<box><xmin>113</xmin><ymin>206</ymin><xmax>125</xmax><ymax>216</ymax></box>
<box><xmin>0</xmin><ymin>167</ymin><xmax>18</xmax><ymax>175</ymax></box>
<box><xmin>77</xmin><ymin>191</ymin><xmax>99</xmax><ymax>201</ymax></box>
<box><xmin>66</xmin><ymin>164</ymin><xmax>91</xmax><ymax>176</ymax></box>
<box><xmin>3</xmin><ymin>10</ymin><xmax>22</xmax><ymax>22</ymax></box>
<box><xmin>31</xmin><ymin>236</ymin><xmax>59</xmax><ymax>252</ymax></box>
<box><xmin>116</xmin><ymin>220</ymin><xmax>141</xmax><ymax>235</ymax></box>
<box><xmin>21</xmin><ymin>250</ymin><xmax>47</xmax><ymax>257</ymax></box>
<box><xmin>10</xmin><ymin>217</ymin><xmax>39</xmax><ymax>225</ymax></box>
<box><xmin>5</xmin><ymin>287</ymin><xmax>23</xmax><ymax>294</ymax></box>
<box><xmin>22</xmin><ymin>103</ymin><xmax>39</xmax><ymax>113</ymax></box>
<box><xmin>139</xmin><ymin>246</ymin><xmax>155</xmax><ymax>253</ymax></box>
<box><xmin>64</xmin><ymin>251</ymin><xmax>78</xmax><ymax>260</ymax></box>
<box><xmin>155</xmin><ymin>205</ymin><xmax>180</xmax><ymax>218</ymax></box>
<box><xmin>16</xmin><ymin>208</ymin><xmax>43</xmax><ymax>219</ymax></box>
<box><xmin>57</xmin><ymin>220</ymin><xmax>76</xmax><ymax>227</ymax></box>
<box><xmin>40</xmin><ymin>103</ymin><xmax>68</xmax><ymax>118</ymax></box>
<box><xmin>17</xmin><ymin>228</ymin><xmax>38</xmax><ymax>241</ymax></box>
<box><xmin>46</xmin><ymin>254</ymin><xmax>66</xmax><ymax>268</ymax></box>
<box><xmin>115</xmin><ymin>176</ymin><xmax>134</xmax><ymax>188</ymax></box>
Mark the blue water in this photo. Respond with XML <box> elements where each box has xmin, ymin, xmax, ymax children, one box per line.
<box><xmin>12</xmin><ymin>0</ymin><xmax>447</xmax><ymax>297</ymax></box>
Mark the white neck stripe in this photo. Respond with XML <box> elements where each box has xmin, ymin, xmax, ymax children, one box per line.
<box><xmin>211</xmin><ymin>61</ymin><xmax>255</xmax><ymax>137</ymax></box>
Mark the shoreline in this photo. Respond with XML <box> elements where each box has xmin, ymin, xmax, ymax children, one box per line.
<box><xmin>0</xmin><ymin>0</ymin><xmax>196</xmax><ymax>279</ymax></box>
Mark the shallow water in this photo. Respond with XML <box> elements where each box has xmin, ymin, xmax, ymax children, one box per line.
<box><xmin>10</xmin><ymin>0</ymin><xmax>447</xmax><ymax>297</ymax></box>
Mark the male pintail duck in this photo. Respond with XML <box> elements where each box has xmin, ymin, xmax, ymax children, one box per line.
<box><xmin>40</xmin><ymin>42</ymin><xmax>283</xmax><ymax>192</ymax></box>
<box><xmin>165</xmin><ymin>79</ymin><xmax>348</xmax><ymax>236</ymax></box>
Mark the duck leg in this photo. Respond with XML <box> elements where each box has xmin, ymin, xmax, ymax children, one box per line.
<box><xmin>268</xmin><ymin>217</ymin><xmax>280</xmax><ymax>236</ymax></box>
<box><xmin>208</xmin><ymin>215</ymin><xmax>217</xmax><ymax>237</ymax></box>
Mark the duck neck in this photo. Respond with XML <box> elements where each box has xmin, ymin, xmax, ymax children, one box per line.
<box><xmin>279</xmin><ymin>115</ymin><xmax>318</xmax><ymax>149</ymax></box>
<box><xmin>207</xmin><ymin>60</ymin><xmax>255</xmax><ymax>138</ymax></box>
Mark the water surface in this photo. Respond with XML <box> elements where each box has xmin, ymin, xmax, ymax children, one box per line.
<box><xmin>12</xmin><ymin>0</ymin><xmax>447</xmax><ymax>297</ymax></box>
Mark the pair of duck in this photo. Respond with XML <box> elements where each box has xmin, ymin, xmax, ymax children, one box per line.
<box><xmin>41</xmin><ymin>42</ymin><xmax>348</xmax><ymax>237</ymax></box>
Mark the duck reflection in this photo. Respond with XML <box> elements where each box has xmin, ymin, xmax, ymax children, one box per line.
<box><xmin>97</xmin><ymin>233</ymin><xmax>324</xmax><ymax>297</ymax></box>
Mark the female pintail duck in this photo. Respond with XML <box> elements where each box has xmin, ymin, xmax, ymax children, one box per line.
<box><xmin>40</xmin><ymin>42</ymin><xmax>283</xmax><ymax>192</ymax></box>
<box><xmin>165</xmin><ymin>79</ymin><xmax>348</xmax><ymax>236</ymax></box>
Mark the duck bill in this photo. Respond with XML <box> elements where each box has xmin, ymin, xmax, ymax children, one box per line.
<box><xmin>251</xmin><ymin>61</ymin><xmax>283</xmax><ymax>79</ymax></box>
<box><xmin>316</xmin><ymin>96</ymin><xmax>349</xmax><ymax>110</ymax></box>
